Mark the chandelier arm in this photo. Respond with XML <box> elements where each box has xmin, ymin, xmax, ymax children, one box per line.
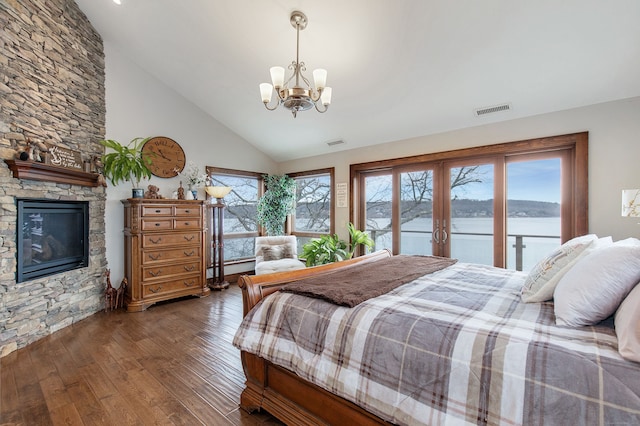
<box><xmin>283</xmin><ymin>62</ymin><xmax>298</xmax><ymax>88</ymax></box>
<box><xmin>298</xmin><ymin>66</ymin><xmax>312</xmax><ymax>90</ymax></box>
<box><xmin>275</xmin><ymin>87</ymin><xmax>287</xmax><ymax>102</ymax></box>
<box><xmin>314</xmin><ymin>102</ymin><xmax>329</xmax><ymax>113</ymax></box>
<box><xmin>263</xmin><ymin>97</ymin><xmax>280</xmax><ymax>111</ymax></box>
<box><xmin>310</xmin><ymin>87</ymin><xmax>322</xmax><ymax>102</ymax></box>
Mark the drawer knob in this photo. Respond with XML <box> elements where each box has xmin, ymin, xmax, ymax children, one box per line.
<box><xmin>184</xmin><ymin>222</ymin><xmax>190</xmax><ymax>226</ymax></box>
<box><xmin>184</xmin><ymin>235</ymin><xmax>195</xmax><ymax>241</ymax></box>
<box><xmin>155</xmin><ymin>209</ymin><xmax>161</xmax><ymax>213</ymax></box>
<box><xmin>185</xmin><ymin>210</ymin><xmax>190</xmax><ymax>213</ymax></box>
<box><xmin>184</xmin><ymin>281</ymin><xmax>195</xmax><ymax>287</ymax></box>
<box><xmin>184</xmin><ymin>250</ymin><xmax>195</xmax><ymax>257</ymax></box>
<box><xmin>149</xmin><ymin>286</ymin><xmax>163</xmax><ymax>293</ymax></box>
<box><xmin>150</xmin><ymin>237</ymin><xmax>162</xmax><ymax>244</ymax></box>
<box><xmin>149</xmin><ymin>269</ymin><xmax>162</xmax><ymax>277</ymax></box>
<box><xmin>184</xmin><ymin>265</ymin><xmax>195</xmax><ymax>272</ymax></box>
<box><xmin>149</xmin><ymin>253</ymin><xmax>161</xmax><ymax>261</ymax></box>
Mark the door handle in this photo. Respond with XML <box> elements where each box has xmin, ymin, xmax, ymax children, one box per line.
<box><xmin>442</xmin><ymin>220</ymin><xmax>448</xmax><ymax>244</ymax></box>
<box><xmin>433</xmin><ymin>219</ymin><xmax>440</xmax><ymax>244</ymax></box>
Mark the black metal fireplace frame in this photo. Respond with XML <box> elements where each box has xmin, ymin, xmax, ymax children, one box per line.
<box><xmin>16</xmin><ymin>198</ymin><xmax>89</xmax><ymax>283</ymax></box>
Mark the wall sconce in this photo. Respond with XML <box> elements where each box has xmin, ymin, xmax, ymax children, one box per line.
<box><xmin>621</xmin><ymin>189</ymin><xmax>640</xmax><ymax>217</ymax></box>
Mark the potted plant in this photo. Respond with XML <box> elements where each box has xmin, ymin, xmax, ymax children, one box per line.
<box><xmin>100</xmin><ymin>137</ymin><xmax>152</xmax><ymax>198</ymax></box>
<box><xmin>256</xmin><ymin>174</ymin><xmax>296</xmax><ymax>236</ymax></box>
<box><xmin>301</xmin><ymin>222</ymin><xmax>375</xmax><ymax>266</ymax></box>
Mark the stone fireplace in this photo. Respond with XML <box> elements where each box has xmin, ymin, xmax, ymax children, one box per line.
<box><xmin>0</xmin><ymin>0</ymin><xmax>107</xmax><ymax>356</ymax></box>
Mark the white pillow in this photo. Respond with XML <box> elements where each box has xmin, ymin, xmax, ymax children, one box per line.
<box><xmin>615</xmin><ymin>282</ymin><xmax>640</xmax><ymax>362</ymax></box>
<box><xmin>520</xmin><ymin>234</ymin><xmax>599</xmax><ymax>303</ymax></box>
<box><xmin>554</xmin><ymin>238</ymin><xmax>640</xmax><ymax>326</ymax></box>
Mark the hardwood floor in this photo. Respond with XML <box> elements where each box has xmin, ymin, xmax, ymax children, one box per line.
<box><xmin>0</xmin><ymin>285</ymin><xmax>283</xmax><ymax>425</ymax></box>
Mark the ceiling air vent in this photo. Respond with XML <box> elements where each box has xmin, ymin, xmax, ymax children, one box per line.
<box><xmin>474</xmin><ymin>103</ymin><xmax>512</xmax><ymax>117</ymax></box>
<box><xmin>326</xmin><ymin>139</ymin><xmax>345</xmax><ymax>146</ymax></box>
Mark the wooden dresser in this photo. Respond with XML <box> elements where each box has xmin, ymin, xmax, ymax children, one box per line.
<box><xmin>122</xmin><ymin>198</ymin><xmax>210</xmax><ymax>312</ymax></box>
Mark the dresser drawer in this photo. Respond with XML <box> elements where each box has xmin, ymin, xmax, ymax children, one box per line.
<box><xmin>142</xmin><ymin>261</ymin><xmax>201</xmax><ymax>280</ymax></box>
<box><xmin>175</xmin><ymin>218</ymin><xmax>201</xmax><ymax>230</ymax></box>
<box><xmin>142</xmin><ymin>246</ymin><xmax>201</xmax><ymax>264</ymax></box>
<box><xmin>175</xmin><ymin>207</ymin><xmax>200</xmax><ymax>217</ymax></box>
<box><xmin>141</xmin><ymin>219</ymin><xmax>173</xmax><ymax>231</ymax></box>
<box><xmin>142</xmin><ymin>232</ymin><xmax>201</xmax><ymax>248</ymax></box>
<box><xmin>141</xmin><ymin>206</ymin><xmax>173</xmax><ymax>216</ymax></box>
<box><xmin>142</xmin><ymin>275</ymin><xmax>202</xmax><ymax>298</ymax></box>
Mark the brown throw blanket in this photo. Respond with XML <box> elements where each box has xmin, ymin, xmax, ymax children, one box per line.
<box><xmin>281</xmin><ymin>255</ymin><xmax>457</xmax><ymax>307</ymax></box>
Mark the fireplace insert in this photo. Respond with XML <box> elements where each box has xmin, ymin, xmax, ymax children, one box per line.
<box><xmin>16</xmin><ymin>198</ymin><xmax>89</xmax><ymax>283</ymax></box>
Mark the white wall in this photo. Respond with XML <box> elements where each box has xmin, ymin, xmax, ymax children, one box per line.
<box><xmin>104</xmin><ymin>42</ymin><xmax>277</xmax><ymax>282</ymax></box>
<box><xmin>279</xmin><ymin>97</ymin><xmax>640</xmax><ymax>242</ymax></box>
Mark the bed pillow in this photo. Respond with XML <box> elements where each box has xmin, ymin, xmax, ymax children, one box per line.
<box><xmin>615</xmin><ymin>282</ymin><xmax>640</xmax><ymax>362</ymax></box>
<box><xmin>262</xmin><ymin>244</ymin><xmax>294</xmax><ymax>261</ymax></box>
<box><xmin>554</xmin><ymin>238</ymin><xmax>640</xmax><ymax>326</ymax></box>
<box><xmin>520</xmin><ymin>234</ymin><xmax>599</xmax><ymax>303</ymax></box>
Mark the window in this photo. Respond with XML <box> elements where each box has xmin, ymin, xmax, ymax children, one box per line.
<box><xmin>206</xmin><ymin>167</ymin><xmax>263</xmax><ymax>262</ymax></box>
<box><xmin>351</xmin><ymin>132</ymin><xmax>588</xmax><ymax>270</ymax></box>
<box><xmin>288</xmin><ymin>168</ymin><xmax>334</xmax><ymax>251</ymax></box>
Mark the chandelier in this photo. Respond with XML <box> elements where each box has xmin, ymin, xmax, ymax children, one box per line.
<box><xmin>259</xmin><ymin>11</ymin><xmax>332</xmax><ymax>118</ymax></box>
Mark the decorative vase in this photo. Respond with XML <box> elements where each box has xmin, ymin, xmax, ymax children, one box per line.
<box><xmin>132</xmin><ymin>188</ymin><xmax>144</xmax><ymax>198</ymax></box>
<box><xmin>185</xmin><ymin>189</ymin><xmax>194</xmax><ymax>200</ymax></box>
<box><xmin>191</xmin><ymin>190</ymin><xmax>198</xmax><ymax>200</ymax></box>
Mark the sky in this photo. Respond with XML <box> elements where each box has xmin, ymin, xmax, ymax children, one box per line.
<box><xmin>367</xmin><ymin>158</ymin><xmax>562</xmax><ymax>204</ymax></box>
<box><xmin>450</xmin><ymin>159</ymin><xmax>561</xmax><ymax>203</ymax></box>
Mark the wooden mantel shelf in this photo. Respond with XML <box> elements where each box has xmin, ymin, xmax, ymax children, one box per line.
<box><xmin>4</xmin><ymin>159</ymin><xmax>102</xmax><ymax>187</ymax></box>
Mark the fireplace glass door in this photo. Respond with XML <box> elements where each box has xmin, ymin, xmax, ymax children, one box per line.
<box><xmin>17</xmin><ymin>199</ymin><xmax>89</xmax><ymax>282</ymax></box>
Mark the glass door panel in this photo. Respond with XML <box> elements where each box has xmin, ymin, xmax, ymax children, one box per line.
<box><xmin>400</xmin><ymin>170</ymin><xmax>434</xmax><ymax>255</ymax></box>
<box><xmin>364</xmin><ymin>173</ymin><xmax>393</xmax><ymax>253</ymax></box>
<box><xmin>448</xmin><ymin>164</ymin><xmax>495</xmax><ymax>265</ymax></box>
<box><xmin>506</xmin><ymin>158</ymin><xmax>562</xmax><ymax>271</ymax></box>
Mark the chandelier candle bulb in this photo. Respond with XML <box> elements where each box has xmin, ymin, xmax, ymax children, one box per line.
<box><xmin>260</xmin><ymin>83</ymin><xmax>273</xmax><ymax>103</ymax></box>
<box><xmin>313</xmin><ymin>69</ymin><xmax>327</xmax><ymax>89</ymax></box>
<box><xmin>321</xmin><ymin>87</ymin><xmax>332</xmax><ymax>106</ymax></box>
<box><xmin>270</xmin><ymin>67</ymin><xmax>285</xmax><ymax>88</ymax></box>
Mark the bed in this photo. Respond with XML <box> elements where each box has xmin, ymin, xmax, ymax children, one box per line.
<box><xmin>233</xmin><ymin>244</ymin><xmax>640</xmax><ymax>425</ymax></box>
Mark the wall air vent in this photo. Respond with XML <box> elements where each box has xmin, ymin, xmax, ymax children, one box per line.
<box><xmin>474</xmin><ymin>103</ymin><xmax>512</xmax><ymax>117</ymax></box>
<box><xmin>326</xmin><ymin>139</ymin><xmax>345</xmax><ymax>146</ymax></box>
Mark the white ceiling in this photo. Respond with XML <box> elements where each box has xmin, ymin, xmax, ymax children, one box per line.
<box><xmin>74</xmin><ymin>0</ymin><xmax>640</xmax><ymax>162</ymax></box>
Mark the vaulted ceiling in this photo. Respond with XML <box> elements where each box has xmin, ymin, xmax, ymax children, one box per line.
<box><xmin>75</xmin><ymin>0</ymin><xmax>640</xmax><ymax>162</ymax></box>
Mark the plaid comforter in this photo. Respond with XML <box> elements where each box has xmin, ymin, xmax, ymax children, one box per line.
<box><xmin>233</xmin><ymin>262</ymin><xmax>640</xmax><ymax>425</ymax></box>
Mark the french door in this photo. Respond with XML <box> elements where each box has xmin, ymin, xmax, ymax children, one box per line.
<box><xmin>353</xmin><ymin>133</ymin><xmax>587</xmax><ymax>270</ymax></box>
<box><xmin>361</xmin><ymin>159</ymin><xmax>497</xmax><ymax>265</ymax></box>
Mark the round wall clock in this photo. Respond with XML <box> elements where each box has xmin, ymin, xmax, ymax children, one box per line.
<box><xmin>141</xmin><ymin>136</ymin><xmax>186</xmax><ymax>178</ymax></box>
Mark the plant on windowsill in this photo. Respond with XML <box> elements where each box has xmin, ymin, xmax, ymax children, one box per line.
<box><xmin>301</xmin><ymin>222</ymin><xmax>375</xmax><ymax>266</ymax></box>
<box><xmin>256</xmin><ymin>174</ymin><xmax>296</xmax><ymax>236</ymax></box>
<box><xmin>100</xmin><ymin>137</ymin><xmax>152</xmax><ymax>198</ymax></box>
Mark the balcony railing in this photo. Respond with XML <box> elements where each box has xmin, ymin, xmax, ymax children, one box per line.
<box><xmin>368</xmin><ymin>229</ymin><xmax>560</xmax><ymax>271</ymax></box>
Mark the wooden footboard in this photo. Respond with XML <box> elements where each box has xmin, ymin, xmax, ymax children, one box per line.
<box><xmin>236</xmin><ymin>249</ymin><xmax>392</xmax><ymax>425</ymax></box>
<box><xmin>237</xmin><ymin>249</ymin><xmax>392</xmax><ymax>315</ymax></box>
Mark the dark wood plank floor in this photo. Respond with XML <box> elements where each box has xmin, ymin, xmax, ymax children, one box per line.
<box><xmin>0</xmin><ymin>284</ymin><xmax>283</xmax><ymax>425</ymax></box>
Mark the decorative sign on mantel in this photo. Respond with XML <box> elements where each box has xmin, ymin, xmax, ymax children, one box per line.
<box><xmin>44</xmin><ymin>142</ymin><xmax>83</xmax><ymax>170</ymax></box>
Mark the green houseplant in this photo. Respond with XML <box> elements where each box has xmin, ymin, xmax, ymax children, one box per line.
<box><xmin>100</xmin><ymin>137</ymin><xmax>152</xmax><ymax>198</ymax></box>
<box><xmin>256</xmin><ymin>174</ymin><xmax>296</xmax><ymax>236</ymax></box>
<box><xmin>301</xmin><ymin>222</ymin><xmax>375</xmax><ymax>267</ymax></box>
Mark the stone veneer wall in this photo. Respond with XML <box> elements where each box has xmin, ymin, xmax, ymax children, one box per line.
<box><xmin>0</xmin><ymin>0</ymin><xmax>106</xmax><ymax>356</ymax></box>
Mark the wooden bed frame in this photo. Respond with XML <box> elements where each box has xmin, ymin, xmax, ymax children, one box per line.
<box><xmin>237</xmin><ymin>250</ymin><xmax>393</xmax><ymax>425</ymax></box>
